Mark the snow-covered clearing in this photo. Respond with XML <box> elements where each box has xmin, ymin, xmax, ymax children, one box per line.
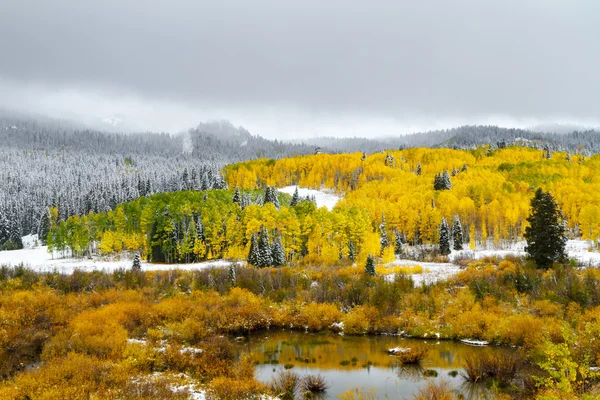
<box><xmin>451</xmin><ymin>240</ymin><xmax>600</xmax><ymax>266</ymax></box>
<box><xmin>383</xmin><ymin>239</ymin><xmax>600</xmax><ymax>286</ymax></box>
<box><xmin>278</xmin><ymin>186</ymin><xmax>341</xmax><ymax>210</ymax></box>
<box><xmin>0</xmin><ymin>245</ymin><xmax>236</xmax><ymax>273</ymax></box>
<box><xmin>385</xmin><ymin>259</ymin><xmax>462</xmax><ymax>286</ymax></box>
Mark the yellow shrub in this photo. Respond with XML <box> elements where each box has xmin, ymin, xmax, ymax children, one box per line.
<box><xmin>298</xmin><ymin>302</ymin><xmax>343</xmax><ymax>331</ymax></box>
<box><xmin>343</xmin><ymin>306</ymin><xmax>378</xmax><ymax>335</ymax></box>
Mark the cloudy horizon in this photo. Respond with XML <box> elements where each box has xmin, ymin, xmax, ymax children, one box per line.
<box><xmin>1</xmin><ymin>0</ymin><xmax>599</xmax><ymax>138</ymax></box>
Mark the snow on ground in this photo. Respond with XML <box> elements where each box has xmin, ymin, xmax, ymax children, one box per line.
<box><xmin>385</xmin><ymin>259</ymin><xmax>463</xmax><ymax>286</ymax></box>
<box><xmin>278</xmin><ymin>186</ymin><xmax>341</xmax><ymax>210</ymax></box>
<box><xmin>451</xmin><ymin>240</ymin><xmax>600</xmax><ymax>266</ymax></box>
<box><xmin>21</xmin><ymin>234</ymin><xmax>41</xmax><ymax>249</ymax></box>
<box><xmin>384</xmin><ymin>239</ymin><xmax>600</xmax><ymax>286</ymax></box>
<box><xmin>0</xmin><ymin>245</ymin><xmax>236</xmax><ymax>273</ymax></box>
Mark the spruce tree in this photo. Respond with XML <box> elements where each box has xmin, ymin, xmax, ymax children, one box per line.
<box><xmin>132</xmin><ymin>253</ymin><xmax>142</xmax><ymax>271</ymax></box>
<box><xmin>379</xmin><ymin>214</ymin><xmax>389</xmax><ymax>255</ymax></box>
<box><xmin>365</xmin><ymin>255</ymin><xmax>376</xmax><ymax>277</ymax></box>
<box><xmin>271</xmin><ymin>233</ymin><xmax>286</xmax><ymax>266</ymax></box>
<box><xmin>247</xmin><ymin>233</ymin><xmax>259</xmax><ymax>266</ymax></box>
<box><xmin>348</xmin><ymin>241</ymin><xmax>356</xmax><ymax>262</ymax></box>
<box><xmin>524</xmin><ymin>188</ymin><xmax>567</xmax><ymax>268</ymax></box>
<box><xmin>442</xmin><ymin>170</ymin><xmax>452</xmax><ymax>190</ymax></box>
<box><xmin>264</xmin><ymin>187</ymin><xmax>280</xmax><ymax>208</ymax></box>
<box><xmin>452</xmin><ymin>215</ymin><xmax>464</xmax><ymax>250</ymax></box>
<box><xmin>228</xmin><ymin>263</ymin><xmax>237</xmax><ymax>286</ymax></box>
<box><xmin>394</xmin><ymin>230</ymin><xmax>404</xmax><ymax>256</ymax></box>
<box><xmin>439</xmin><ymin>218</ymin><xmax>451</xmax><ymax>255</ymax></box>
<box><xmin>232</xmin><ymin>187</ymin><xmax>241</xmax><ymax>204</ymax></box>
<box><xmin>290</xmin><ymin>187</ymin><xmax>300</xmax><ymax>207</ymax></box>
<box><xmin>416</xmin><ymin>162</ymin><xmax>422</xmax><ymax>176</ymax></box>
<box><xmin>257</xmin><ymin>226</ymin><xmax>273</xmax><ymax>267</ymax></box>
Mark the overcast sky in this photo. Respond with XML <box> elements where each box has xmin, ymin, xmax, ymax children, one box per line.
<box><xmin>1</xmin><ymin>0</ymin><xmax>598</xmax><ymax>138</ymax></box>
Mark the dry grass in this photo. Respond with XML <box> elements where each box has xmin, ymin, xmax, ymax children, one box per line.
<box><xmin>300</xmin><ymin>374</ymin><xmax>329</xmax><ymax>394</ymax></box>
<box><xmin>461</xmin><ymin>351</ymin><xmax>521</xmax><ymax>384</ymax></box>
<box><xmin>412</xmin><ymin>380</ymin><xmax>456</xmax><ymax>400</ymax></box>
<box><xmin>269</xmin><ymin>370</ymin><xmax>300</xmax><ymax>400</ymax></box>
<box><xmin>392</xmin><ymin>344</ymin><xmax>430</xmax><ymax>365</ymax></box>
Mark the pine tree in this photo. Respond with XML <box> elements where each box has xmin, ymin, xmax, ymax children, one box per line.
<box><xmin>132</xmin><ymin>253</ymin><xmax>142</xmax><ymax>271</ymax></box>
<box><xmin>257</xmin><ymin>226</ymin><xmax>273</xmax><ymax>267</ymax></box>
<box><xmin>228</xmin><ymin>263</ymin><xmax>237</xmax><ymax>286</ymax></box>
<box><xmin>394</xmin><ymin>230</ymin><xmax>404</xmax><ymax>256</ymax></box>
<box><xmin>442</xmin><ymin>170</ymin><xmax>452</xmax><ymax>190</ymax></box>
<box><xmin>247</xmin><ymin>233</ymin><xmax>259</xmax><ymax>266</ymax></box>
<box><xmin>348</xmin><ymin>241</ymin><xmax>356</xmax><ymax>262</ymax></box>
<box><xmin>461</xmin><ymin>163</ymin><xmax>468</xmax><ymax>172</ymax></box>
<box><xmin>439</xmin><ymin>218</ymin><xmax>451</xmax><ymax>256</ymax></box>
<box><xmin>434</xmin><ymin>172</ymin><xmax>452</xmax><ymax>190</ymax></box>
<box><xmin>290</xmin><ymin>187</ymin><xmax>300</xmax><ymax>207</ymax></box>
<box><xmin>232</xmin><ymin>187</ymin><xmax>241</xmax><ymax>204</ymax></box>
<box><xmin>379</xmin><ymin>214</ymin><xmax>389</xmax><ymax>255</ymax></box>
<box><xmin>452</xmin><ymin>215</ymin><xmax>464</xmax><ymax>250</ymax></box>
<box><xmin>365</xmin><ymin>255</ymin><xmax>376</xmax><ymax>277</ymax></box>
<box><xmin>264</xmin><ymin>187</ymin><xmax>280</xmax><ymax>208</ymax></box>
<box><xmin>271</xmin><ymin>232</ymin><xmax>286</xmax><ymax>266</ymax></box>
<box><xmin>524</xmin><ymin>188</ymin><xmax>567</xmax><ymax>268</ymax></box>
<box><xmin>416</xmin><ymin>162</ymin><xmax>422</xmax><ymax>176</ymax></box>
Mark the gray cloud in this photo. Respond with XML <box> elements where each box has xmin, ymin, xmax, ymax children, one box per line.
<box><xmin>1</xmin><ymin>0</ymin><xmax>599</xmax><ymax>137</ymax></box>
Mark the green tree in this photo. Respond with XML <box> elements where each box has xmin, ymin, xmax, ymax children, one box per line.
<box><xmin>365</xmin><ymin>255</ymin><xmax>376</xmax><ymax>277</ymax></box>
<box><xmin>132</xmin><ymin>253</ymin><xmax>142</xmax><ymax>271</ymax></box>
<box><xmin>524</xmin><ymin>188</ymin><xmax>567</xmax><ymax>268</ymax></box>
<box><xmin>452</xmin><ymin>215</ymin><xmax>463</xmax><ymax>251</ymax></box>
<box><xmin>439</xmin><ymin>218</ymin><xmax>451</xmax><ymax>256</ymax></box>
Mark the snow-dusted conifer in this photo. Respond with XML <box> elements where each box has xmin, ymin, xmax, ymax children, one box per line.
<box><xmin>232</xmin><ymin>187</ymin><xmax>241</xmax><ymax>204</ymax></box>
<box><xmin>257</xmin><ymin>226</ymin><xmax>273</xmax><ymax>267</ymax></box>
<box><xmin>271</xmin><ymin>232</ymin><xmax>286</xmax><ymax>266</ymax></box>
<box><xmin>452</xmin><ymin>215</ymin><xmax>464</xmax><ymax>250</ymax></box>
<box><xmin>132</xmin><ymin>253</ymin><xmax>142</xmax><ymax>271</ymax></box>
<box><xmin>290</xmin><ymin>187</ymin><xmax>300</xmax><ymax>207</ymax></box>
<box><xmin>365</xmin><ymin>255</ymin><xmax>376</xmax><ymax>276</ymax></box>
<box><xmin>439</xmin><ymin>218</ymin><xmax>451</xmax><ymax>255</ymax></box>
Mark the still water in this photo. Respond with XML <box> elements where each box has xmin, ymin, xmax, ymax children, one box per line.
<box><xmin>236</xmin><ymin>331</ymin><xmax>512</xmax><ymax>399</ymax></box>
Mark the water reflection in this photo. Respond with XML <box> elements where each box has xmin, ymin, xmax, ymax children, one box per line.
<box><xmin>236</xmin><ymin>331</ymin><xmax>512</xmax><ymax>399</ymax></box>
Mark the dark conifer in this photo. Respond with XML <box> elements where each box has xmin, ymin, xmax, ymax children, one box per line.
<box><xmin>524</xmin><ymin>188</ymin><xmax>567</xmax><ymax>268</ymax></box>
<box><xmin>439</xmin><ymin>218</ymin><xmax>451</xmax><ymax>256</ymax></box>
<box><xmin>365</xmin><ymin>255</ymin><xmax>376</xmax><ymax>276</ymax></box>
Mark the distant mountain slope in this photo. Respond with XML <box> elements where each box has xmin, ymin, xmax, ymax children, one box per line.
<box><xmin>297</xmin><ymin>126</ymin><xmax>600</xmax><ymax>155</ymax></box>
<box><xmin>0</xmin><ymin>114</ymin><xmax>319</xmax><ymax>250</ymax></box>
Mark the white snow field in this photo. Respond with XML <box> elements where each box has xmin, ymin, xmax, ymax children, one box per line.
<box><xmin>0</xmin><ymin>245</ymin><xmax>236</xmax><ymax>274</ymax></box>
<box><xmin>383</xmin><ymin>240</ymin><xmax>600</xmax><ymax>285</ymax></box>
<box><xmin>385</xmin><ymin>259</ymin><xmax>463</xmax><ymax>286</ymax></box>
<box><xmin>278</xmin><ymin>186</ymin><xmax>341</xmax><ymax>210</ymax></box>
<box><xmin>450</xmin><ymin>240</ymin><xmax>600</xmax><ymax>266</ymax></box>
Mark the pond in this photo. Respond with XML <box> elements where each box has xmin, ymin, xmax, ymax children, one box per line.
<box><xmin>235</xmin><ymin>331</ymin><xmax>513</xmax><ymax>399</ymax></box>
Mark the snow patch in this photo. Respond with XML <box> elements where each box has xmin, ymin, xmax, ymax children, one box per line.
<box><xmin>388</xmin><ymin>347</ymin><xmax>410</xmax><ymax>354</ymax></box>
<box><xmin>278</xmin><ymin>186</ymin><xmax>341</xmax><ymax>210</ymax></box>
<box><xmin>0</xmin><ymin>246</ymin><xmax>236</xmax><ymax>273</ymax></box>
<box><xmin>21</xmin><ymin>234</ymin><xmax>41</xmax><ymax>250</ymax></box>
<box><xmin>460</xmin><ymin>339</ymin><xmax>489</xmax><ymax>346</ymax></box>
<box><xmin>386</xmin><ymin>259</ymin><xmax>462</xmax><ymax>286</ymax></box>
<box><xmin>451</xmin><ymin>240</ymin><xmax>600</xmax><ymax>266</ymax></box>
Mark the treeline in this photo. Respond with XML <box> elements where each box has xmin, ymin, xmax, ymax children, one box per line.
<box><xmin>297</xmin><ymin>125</ymin><xmax>600</xmax><ymax>154</ymax></box>
<box><xmin>47</xmin><ymin>188</ymin><xmax>377</xmax><ymax>266</ymax></box>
